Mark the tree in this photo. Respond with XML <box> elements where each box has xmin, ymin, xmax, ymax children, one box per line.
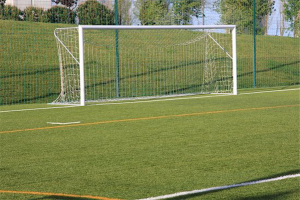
<box><xmin>51</xmin><ymin>0</ymin><xmax>78</xmax><ymax>10</ymax></box>
<box><xmin>261</xmin><ymin>0</ymin><xmax>274</xmax><ymax>35</ymax></box>
<box><xmin>0</xmin><ymin>5</ymin><xmax>21</xmax><ymax>20</ymax></box>
<box><xmin>0</xmin><ymin>0</ymin><xmax>5</xmax><ymax>17</ymax></box>
<box><xmin>0</xmin><ymin>0</ymin><xmax>6</xmax><ymax>8</ymax></box>
<box><xmin>77</xmin><ymin>0</ymin><xmax>114</xmax><ymax>25</ymax></box>
<box><xmin>24</xmin><ymin>6</ymin><xmax>46</xmax><ymax>22</ymax></box>
<box><xmin>136</xmin><ymin>0</ymin><xmax>171</xmax><ymax>25</ymax></box>
<box><xmin>214</xmin><ymin>0</ymin><xmax>275</xmax><ymax>34</ymax></box>
<box><xmin>118</xmin><ymin>0</ymin><xmax>132</xmax><ymax>25</ymax></box>
<box><xmin>282</xmin><ymin>0</ymin><xmax>300</xmax><ymax>37</ymax></box>
<box><xmin>171</xmin><ymin>0</ymin><xmax>201</xmax><ymax>25</ymax></box>
<box><xmin>279</xmin><ymin>0</ymin><xmax>285</xmax><ymax>36</ymax></box>
<box><xmin>201</xmin><ymin>0</ymin><xmax>206</xmax><ymax>25</ymax></box>
<box><xmin>45</xmin><ymin>6</ymin><xmax>76</xmax><ymax>23</ymax></box>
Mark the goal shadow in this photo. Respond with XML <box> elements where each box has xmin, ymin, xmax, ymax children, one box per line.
<box><xmin>164</xmin><ymin>169</ymin><xmax>300</xmax><ymax>200</ymax></box>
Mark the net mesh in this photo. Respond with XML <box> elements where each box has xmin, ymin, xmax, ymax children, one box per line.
<box><xmin>53</xmin><ymin>27</ymin><xmax>234</xmax><ymax>104</ymax></box>
<box><xmin>54</xmin><ymin>27</ymin><xmax>81</xmax><ymax>104</ymax></box>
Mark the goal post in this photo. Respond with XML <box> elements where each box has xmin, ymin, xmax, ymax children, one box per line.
<box><xmin>54</xmin><ymin>25</ymin><xmax>237</xmax><ymax>106</ymax></box>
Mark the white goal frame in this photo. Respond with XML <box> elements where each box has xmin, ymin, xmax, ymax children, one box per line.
<box><xmin>67</xmin><ymin>25</ymin><xmax>237</xmax><ymax>106</ymax></box>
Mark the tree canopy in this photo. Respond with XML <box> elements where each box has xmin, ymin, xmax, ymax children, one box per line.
<box><xmin>282</xmin><ymin>0</ymin><xmax>300</xmax><ymax>37</ymax></box>
<box><xmin>214</xmin><ymin>0</ymin><xmax>275</xmax><ymax>34</ymax></box>
<box><xmin>136</xmin><ymin>0</ymin><xmax>201</xmax><ymax>25</ymax></box>
<box><xmin>136</xmin><ymin>0</ymin><xmax>171</xmax><ymax>25</ymax></box>
<box><xmin>118</xmin><ymin>0</ymin><xmax>132</xmax><ymax>25</ymax></box>
<box><xmin>77</xmin><ymin>0</ymin><xmax>114</xmax><ymax>25</ymax></box>
<box><xmin>0</xmin><ymin>0</ymin><xmax>6</xmax><ymax>8</ymax></box>
<box><xmin>171</xmin><ymin>0</ymin><xmax>201</xmax><ymax>25</ymax></box>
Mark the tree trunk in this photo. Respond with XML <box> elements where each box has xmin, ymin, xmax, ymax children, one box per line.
<box><xmin>202</xmin><ymin>0</ymin><xmax>205</xmax><ymax>25</ymax></box>
<box><xmin>280</xmin><ymin>0</ymin><xmax>285</xmax><ymax>36</ymax></box>
<box><xmin>295</xmin><ymin>11</ymin><xmax>300</xmax><ymax>37</ymax></box>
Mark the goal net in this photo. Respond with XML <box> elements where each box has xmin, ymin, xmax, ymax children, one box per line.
<box><xmin>53</xmin><ymin>25</ymin><xmax>237</xmax><ymax>106</ymax></box>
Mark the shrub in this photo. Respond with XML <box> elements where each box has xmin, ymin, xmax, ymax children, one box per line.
<box><xmin>24</xmin><ymin>6</ymin><xmax>46</xmax><ymax>22</ymax></box>
<box><xmin>45</xmin><ymin>6</ymin><xmax>75</xmax><ymax>24</ymax></box>
<box><xmin>77</xmin><ymin>0</ymin><xmax>114</xmax><ymax>25</ymax></box>
<box><xmin>0</xmin><ymin>5</ymin><xmax>22</xmax><ymax>21</ymax></box>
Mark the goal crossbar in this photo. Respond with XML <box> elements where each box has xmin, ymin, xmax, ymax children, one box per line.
<box><xmin>79</xmin><ymin>25</ymin><xmax>237</xmax><ymax>30</ymax></box>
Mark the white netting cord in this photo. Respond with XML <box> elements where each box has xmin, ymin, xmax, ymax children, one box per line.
<box><xmin>202</xmin><ymin>30</ymin><xmax>233</xmax><ymax>94</ymax></box>
<box><xmin>53</xmin><ymin>27</ymin><xmax>81</xmax><ymax>104</ymax></box>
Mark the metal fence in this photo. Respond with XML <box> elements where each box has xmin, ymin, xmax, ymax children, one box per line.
<box><xmin>0</xmin><ymin>0</ymin><xmax>299</xmax><ymax>105</ymax></box>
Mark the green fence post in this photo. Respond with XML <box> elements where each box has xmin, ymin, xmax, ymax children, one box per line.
<box><xmin>115</xmin><ymin>0</ymin><xmax>120</xmax><ymax>98</ymax></box>
<box><xmin>253</xmin><ymin>0</ymin><xmax>257</xmax><ymax>87</ymax></box>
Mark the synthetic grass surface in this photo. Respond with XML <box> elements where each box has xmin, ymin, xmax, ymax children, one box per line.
<box><xmin>0</xmin><ymin>87</ymin><xmax>299</xmax><ymax>199</ymax></box>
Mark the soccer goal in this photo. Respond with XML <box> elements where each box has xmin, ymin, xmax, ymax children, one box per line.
<box><xmin>53</xmin><ymin>25</ymin><xmax>237</xmax><ymax>106</ymax></box>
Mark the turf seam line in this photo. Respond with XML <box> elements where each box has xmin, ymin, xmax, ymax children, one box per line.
<box><xmin>0</xmin><ymin>190</ymin><xmax>121</xmax><ymax>200</ymax></box>
<box><xmin>137</xmin><ymin>174</ymin><xmax>300</xmax><ymax>200</ymax></box>
<box><xmin>1</xmin><ymin>88</ymin><xmax>299</xmax><ymax>113</ymax></box>
<box><xmin>1</xmin><ymin>104</ymin><xmax>299</xmax><ymax>134</ymax></box>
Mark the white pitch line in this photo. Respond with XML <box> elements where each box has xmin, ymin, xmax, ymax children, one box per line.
<box><xmin>240</xmin><ymin>88</ymin><xmax>300</xmax><ymax>95</ymax></box>
<box><xmin>93</xmin><ymin>94</ymin><xmax>231</xmax><ymax>106</ymax></box>
<box><xmin>93</xmin><ymin>88</ymin><xmax>300</xmax><ymax>106</ymax></box>
<box><xmin>1</xmin><ymin>88</ymin><xmax>299</xmax><ymax>113</ymax></box>
<box><xmin>138</xmin><ymin>174</ymin><xmax>300</xmax><ymax>200</ymax></box>
<box><xmin>0</xmin><ymin>105</ymin><xmax>78</xmax><ymax>113</ymax></box>
<box><xmin>47</xmin><ymin>121</ymin><xmax>81</xmax><ymax>125</ymax></box>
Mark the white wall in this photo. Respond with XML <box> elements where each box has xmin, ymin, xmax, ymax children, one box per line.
<box><xmin>6</xmin><ymin>0</ymin><xmax>52</xmax><ymax>10</ymax></box>
<box><xmin>33</xmin><ymin>0</ymin><xmax>52</xmax><ymax>10</ymax></box>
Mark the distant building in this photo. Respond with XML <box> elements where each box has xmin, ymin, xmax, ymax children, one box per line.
<box><xmin>6</xmin><ymin>0</ymin><xmax>52</xmax><ymax>10</ymax></box>
<box><xmin>5</xmin><ymin>0</ymin><xmax>114</xmax><ymax>11</ymax></box>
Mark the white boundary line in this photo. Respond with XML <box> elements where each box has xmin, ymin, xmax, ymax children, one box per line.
<box><xmin>138</xmin><ymin>174</ymin><xmax>300</xmax><ymax>200</ymax></box>
<box><xmin>47</xmin><ymin>121</ymin><xmax>81</xmax><ymax>125</ymax></box>
<box><xmin>240</xmin><ymin>88</ymin><xmax>300</xmax><ymax>95</ymax></box>
<box><xmin>1</xmin><ymin>88</ymin><xmax>299</xmax><ymax>113</ymax></box>
<box><xmin>0</xmin><ymin>105</ymin><xmax>78</xmax><ymax>113</ymax></box>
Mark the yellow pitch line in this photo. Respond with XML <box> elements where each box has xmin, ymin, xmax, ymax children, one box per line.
<box><xmin>0</xmin><ymin>190</ymin><xmax>121</xmax><ymax>200</ymax></box>
<box><xmin>1</xmin><ymin>104</ymin><xmax>299</xmax><ymax>135</ymax></box>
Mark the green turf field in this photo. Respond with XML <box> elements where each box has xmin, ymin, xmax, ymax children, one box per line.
<box><xmin>0</xmin><ymin>86</ymin><xmax>299</xmax><ymax>200</ymax></box>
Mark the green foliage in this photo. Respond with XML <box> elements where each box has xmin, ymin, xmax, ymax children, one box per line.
<box><xmin>0</xmin><ymin>0</ymin><xmax>5</xmax><ymax>8</ymax></box>
<box><xmin>136</xmin><ymin>0</ymin><xmax>201</xmax><ymax>25</ymax></box>
<box><xmin>137</xmin><ymin>0</ymin><xmax>172</xmax><ymax>25</ymax></box>
<box><xmin>77</xmin><ymin>0</ymin><xmax>114</xmax><ymax>25</ymax></box>
<box><xmin>0</xmin><ymin>5</ymin><xmax>22</xmax><ymax>20</ymax></box>
<box><xmin>118</xmin><ymin>0</ymin><xmax>132</xmax><ymax>25</ymax></box>
<box><xmin>282</xmin><ymin>0</ymin><xmax>300</xmax><ymax>37</ymax></box>
<box><xmin>171</xmin><ymin>0</ymin><xmax>201</xmax><ymax>25</ymax></box>
<box><xmin>45</xmin><ymin>6</ymin><xmax>76</xmax><ymax>24</ymax></box>
<box><xmin>24</xmin><ymin>7</ymin><xmax>47</xmax><ymax>22</ymax></box>
<box><xmin>214</xmin><ymin>0</ymin><xmax>275</xmax><ymax>34</ymax></box>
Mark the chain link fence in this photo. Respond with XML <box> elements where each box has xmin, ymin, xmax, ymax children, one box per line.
<box><xmin>0</xmin><ymin>0</ymin><xmax>299</xmax><ymax>105</ymax></box>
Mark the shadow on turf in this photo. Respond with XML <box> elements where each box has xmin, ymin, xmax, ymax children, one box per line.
<box><xmin>8</xmin><ymin>92</ymin><xmax>59</xmax><ymax>104</ymax></box>
<box><xmin>170</xmin><ymin>190</ymin><xmax>297</xmax><ymax>200</ymax></box>
<box><xmin>167</xmin><ymin>169</ymin><xmax>300</xmax><ymax>200</ymax></box>
<box><xmin>5</xmin><ymin>60</ymin><xmax>300</xmax><ymax>105</ymax></box>
<box><xmin>232</xmin><ymin>190</ymin><xmax>298</xmax><ymax>200</ymax></box>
